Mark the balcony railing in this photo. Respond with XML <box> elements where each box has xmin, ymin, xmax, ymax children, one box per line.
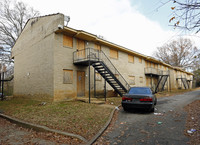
<box><xmin>144</xmin><ymin>67</ymin><xmax>169</xmax><ymax>76</ymax></box>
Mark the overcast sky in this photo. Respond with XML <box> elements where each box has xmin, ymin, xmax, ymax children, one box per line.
<box><xmin>19</xmin><ymin>0</ymin><xmax>200</xmax><ymax>56</ymax></box>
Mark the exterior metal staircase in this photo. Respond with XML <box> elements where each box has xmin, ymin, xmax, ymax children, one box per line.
<box><xmin>182</xmin><ymin>78</ymin><xmax>189</xmax><ymax>89</ymax></box>
<box><xmin>73</xmin><ymin>48</ymin><xmax>130</xmax><ymax>96</ymax></box>
<box><xmin>177</xmin><ymin>77</ymin><xmax>189</xmax><ymax>89</ymax></box>
<box><xmin>155</xmin><ymin>75</ymin><xmax>169</xmax><ymax>93</ymax></box>
<box><xmin>144</xmin><ymin>67</ymin><xmax>169</xmax><ymax>93</ymax></box>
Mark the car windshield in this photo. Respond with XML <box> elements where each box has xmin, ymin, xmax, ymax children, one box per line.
<box><xmin>128</xmin><ymin>87</ymin><xmax>151</xmax><ymax>94</ymax></box>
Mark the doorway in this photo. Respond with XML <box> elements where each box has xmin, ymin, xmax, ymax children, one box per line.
<box><xmin>77</xmin><ymin>71</ymin><xmax>85</xmax><ymax>97</ymax></box>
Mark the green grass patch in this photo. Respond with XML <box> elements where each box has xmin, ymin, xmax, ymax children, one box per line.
<box><xmin>0</xmin><ymin>97</ymin><xmax>112</xmax><ymax>140</ymax></box>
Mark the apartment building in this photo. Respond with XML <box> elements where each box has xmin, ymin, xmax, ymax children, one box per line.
<box><xmin>12</xmin><ymin>13</ymin><xmax>193</xmax><ymax>101</ymax></box>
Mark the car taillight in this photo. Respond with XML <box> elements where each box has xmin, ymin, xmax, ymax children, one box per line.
<box><xmin>122</xmin><ymin>96</ymin><xmax>132</xmax><ymax>101</ymax></box>
<box><xmin>140</xmin><ymin>97</ymin><xmax>152</xmax><ymax>102</ymax></box>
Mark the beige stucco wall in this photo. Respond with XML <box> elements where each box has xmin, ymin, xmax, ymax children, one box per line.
<box><xmin>12</xmin><ymin>14</ymin><xmax>64</xmax><ymax>101</ymax></box>
<box><xmin>53</xmin><ymin>34</ymin><xmax>89</xmax><ymax>101</ymax></box>
<box><xmin>52</xmin><ymin>34</ymin><xmax>194</xmax><ymax>100</ymax></box>
<box><xmin>52</xmin><ymin>36</ymin><xmax>149</xmax><ymax>100</ymax></box>
<box><xmin>12</xmin><ymin>13</ymin><xmax>193</xmax><ymax>101</ymax></box>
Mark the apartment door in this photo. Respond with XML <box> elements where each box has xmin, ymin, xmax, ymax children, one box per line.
<box><xmin>77</xmin><ymin>71</ymin><xmax>85</xmax><ymax>97</ymax></box>
<box><xmin>77</xmin><ymin>39</ymin><xmax>85</xmax><ymax>59</ymax></box>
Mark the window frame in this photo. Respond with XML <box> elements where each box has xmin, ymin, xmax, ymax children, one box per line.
<box><xmin>63</xmin><ymin>34</ymin><xmax>73</xmax><ymax>48</ymax></box>
<box><xmin>63</xmin><ymin>69</ymin><xmax>73</xmax><ymax>84</ymax></box>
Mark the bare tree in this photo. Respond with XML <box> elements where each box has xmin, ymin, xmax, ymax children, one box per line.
<box><xmin>167</xmin><ymin>0</ymin><xmax>200</xmax><ymax>33</ymax></box>
<box><xmin>153</xmin><ymin>38</ymin><xmax>199</xmax><ymax>70</ymax></box>
<box><xmin>0</xmin><ymin>0</ymin><xmax>39</xmax><ymax>73</ymax></box>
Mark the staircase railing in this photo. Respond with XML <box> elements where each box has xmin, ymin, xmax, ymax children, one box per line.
<box><xmin>73</xmin><ymin>48</ymin><xmax>100</xmax><ymax>63</ymax></box>
<box><xmin>99</xmin><ymin>49</ymin><xmax>130</xmax><ymax>92</ymax></box>
<box><xmin>176</xmin><ymin>75</ymin><xmax>189</xmax><ymax>89</ymax></box>
<box><xmin>73</xmin><ymin>48</ymin><xmax>130</xmax><ymax>92</ymax></box>
<box><xmin>181</xmin><ymin>78</ymin><xmax>189</xmax><ymax>89</ymax></box>
<box><xmin>144</xmin><ymin>67</ymin><xmax>163</xmax><ymax>75</ymax></box>
<box><xmin>144</xmin><ymin>68</ymin><xmax>169</xmax><ymax>76</ymax></box>
<box><xmin>159</xmin><ymin>75</ymin><xmax>168</xmax><ymax>91</ymax></box>
<box><xmin>155</xmin><ymin>75</ymin><xmax>169</xmax><ymax>92</ymax></box>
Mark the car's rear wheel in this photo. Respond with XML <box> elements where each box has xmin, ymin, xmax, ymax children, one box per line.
<box><xmin>154</xmin><ymin>98</ymin><xmax>157</xmax><ymax>105</ymax></box>
<box><xmin>149</xmin><ymin>107</ymin><xmax>155</xmax><ymax>112</ymax></box>
<box><xmin>123</xmin><ymin>107</ymin><xmax>128</xmax><ymax>111</ymax></box>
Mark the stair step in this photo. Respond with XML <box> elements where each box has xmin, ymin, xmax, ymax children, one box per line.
<box><xmin>104</xmin><ymin>76</ymin><xmax>113</xmax><ymax>78</ymax></box>
<box><xmin>96</xmin><ymin>68</ymin><xmax>105</xmax><ymax>70</ymax></box>
<box><xmin>105</xmin><ymin>78</ymin><xmax>114</xmax><ymax>81</ymax></box>
<box><xmin>98</xmin><ymin>70</ymin><xmax>108</xmax><ymax>72</ymax></box>
<box><xmin>94</xmin><ymin>66</ymin><xmax>104</xmax><ymax>69</ymax></box>
<box><xmin>101</xmin><ymin>73</ymin><xmax>110</xmax><ymax>76</ymax></box>
<box><xmin>96</xmin><ymin>69</ymin><xmax>106</xmax><ymax>72</ymax></box>
<box><xmin>100</xmin><ymin>73</ymin><xmax>109</xmax><ymax>76</ymax></box>
<box><xmin>92</xmin><ymin>64</ymin><xmax>101</xmax><ymax>66</ymax></box>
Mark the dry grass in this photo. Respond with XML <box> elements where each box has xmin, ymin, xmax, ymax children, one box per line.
<box><xmin>155</xmin><ymin>88</ymin><xmax>198</xmax><ymax>98</ymax></box>
<box><xmin>0</xmin><ymin>98</ymin><xmax>112</xmax><ymax>140</ymax></box>
<box><xmin>98</xmin><ymin>96</ymin><xmax>122</xmax><ymax>106</ymax></box>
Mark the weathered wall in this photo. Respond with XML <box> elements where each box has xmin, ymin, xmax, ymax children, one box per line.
<box><xmin>12</xmin><ymin>13</ymin><xmax>193</xmax><ymax>101</ymax></box>
<box><xmin>12</xmin><ymin>14</ymin><xmax>64</xmax><ymax>101</ymax></box>
<box><xmin>53</xmin><ymin>34</ymin><xmax>88</xmax><ymax>101</ymax></box>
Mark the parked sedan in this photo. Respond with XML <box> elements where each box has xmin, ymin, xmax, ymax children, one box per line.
<box><xmin>122</xmin><ymin>87</ymin><xmax>157</xmax><ymax>112</ymax></box>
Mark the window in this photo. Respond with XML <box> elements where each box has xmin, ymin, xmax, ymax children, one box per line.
<box><xmin>128</xmin><ymin>54</ymin><xmax>134</xmax><ymax>63</ymax></box>
<box><xmin>110</xmin><ymin>48</ymin><xmax>118</xmax><ymax>59</ymax></box>
<box><xmin>95</xmin><ymin>72</ymin><xmax>102</xmax><ymax>81</ymax></box>
<box><xmin>63</xmin><ymin>69</ymin><xmax>73</xmax><ymax>84</ymax></box>
<box><xmin>139</xmin><ymin>58</ymin><xmax>142</xmax><ymax>63</ymax></box>
<box><xmin>139</xmin><ymin>77</ymin><xmax>143</xmax><ymax>83</ymax></box>
<box><xmin>149</xmin><ymin>62</ymin><xmax>151</xmax><ymax>67</ymax></box>
<box><xmin>145</xmin><ymin>61</ymin><xmax>148</xmax><ymax>67</ymax></box>
<box><xmin>129</xmin><ymin>76</ymin><xmax>135</xmax><ymax>85</ymax></box>
<box><xmin>94</xmin><ymin>44</ymin><xmax>101</xmax><ymax>51</ymax></box>
<box><xmin>128</xmin><ymin>87</ymin><xmax>151</xmax><ymax>94</ymax></box>
<box><xmin>152</xmin><ymin>63</ymin><xmax>155</xmax><ymax>68</ymax></box>
<box><xmin>63</xmin><ymin>35</ymin><xmax>73</xmax><ymax>48</ymax></box>
<box><xmin>77</xmin><ymin>39</ymin><xmax>85</xmax><ymax>50</ymax></box>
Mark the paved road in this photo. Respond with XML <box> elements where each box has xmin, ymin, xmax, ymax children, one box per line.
<box><xmin>97</xmin><ymin>90</ymin><xmax>200</xmax><ymax>145</ymax></box>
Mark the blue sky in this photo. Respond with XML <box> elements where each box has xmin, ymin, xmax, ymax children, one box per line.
<box><xmin>133</xmin><ymin>0</ymin><xmax>173</xmax><ymax>30</ymax></box>
<box><xmin>19</xmin><ymin>0</ymin><xmax>199</xmax><ymax>56</ymax></box>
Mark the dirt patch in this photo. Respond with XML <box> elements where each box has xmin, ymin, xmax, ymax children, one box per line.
<box><xmin>184</xmin><ymin>100</ymin><xmax>200</xmax><ymax>145</ymax></box>
<box><xmin>0</xmin><ymin>117</ymin><xmax>82</xmax><ymax>145</ymax></box>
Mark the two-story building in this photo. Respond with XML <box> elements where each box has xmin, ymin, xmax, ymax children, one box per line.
<box><xmin>12</xmin><ymin>13</ymin><xmax>193</xmax><ymax>101</ymax></box>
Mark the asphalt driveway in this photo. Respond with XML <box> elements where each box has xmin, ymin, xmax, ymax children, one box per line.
<box><xmin>95</xmin><ymin>90</ymin><xmax>200</xmax><ymax>145</ymax></box>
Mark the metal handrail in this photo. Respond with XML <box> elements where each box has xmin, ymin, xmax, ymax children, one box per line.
<box><xmin>99</xmin><ymin>49</ymin><xmax>130</xmax><ymax>91</ymax></box>
<box><xmin>73</xmin><ymin>48</ymin><xmax>130</xmax><ymax>91</ymax></box>
<box><xmin>144</xmin><ymin>67</ymin><xmax>169</xmax><ymax>75</ymax></box>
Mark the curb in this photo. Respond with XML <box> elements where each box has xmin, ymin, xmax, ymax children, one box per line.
<box><xmin>0</xmin><ymin>113</ymin><xmax>88</xmax><ymax>143</ymax></box>
<box><xmin>86</xmin><ymin>105</ymin><xmax>120</xmax><ymax>145</ymax></box>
